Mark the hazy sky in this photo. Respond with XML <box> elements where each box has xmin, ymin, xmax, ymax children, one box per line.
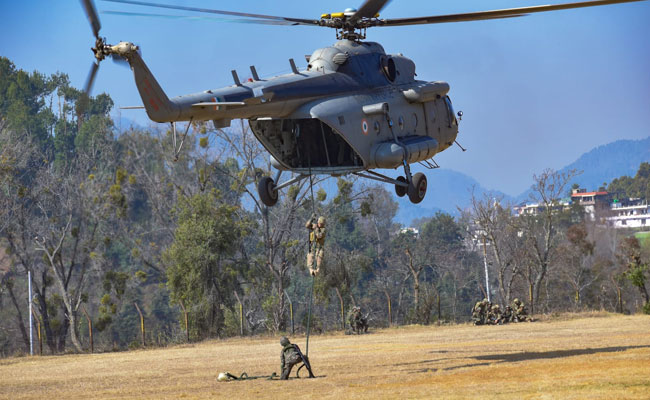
<box><xmin>1</xmin><ymin>0</ymin><xmax>649</xmax><ymax>196</ymax></box>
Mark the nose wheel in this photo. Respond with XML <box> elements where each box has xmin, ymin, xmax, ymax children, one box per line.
<box><xmin>407</xmin><ymin>172</ymin><xmax>427</xmax><ymax>204</ymax></box>
<box><xmin>258</xmin><ymin>176</ymin><xmax>278</xmax><ymax>206</ymax></box>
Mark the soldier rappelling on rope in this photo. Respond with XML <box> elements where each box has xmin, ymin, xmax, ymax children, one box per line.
<box><xmin>306</xmin><ymin>214</ymin><xmax>327</xmax><ymax>276</ymax></box>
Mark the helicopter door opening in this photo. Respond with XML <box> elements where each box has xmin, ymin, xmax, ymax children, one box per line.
<box><xmin>250</xmin><ymin>118</ymin><xmax>361</xmax><ymax>169</ymax></box>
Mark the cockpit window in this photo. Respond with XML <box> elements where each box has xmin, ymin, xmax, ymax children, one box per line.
<box><xmin>444</xmin><ymin>96</ymin><xmax>457</xmax><ymax>127</ymax></box>
<box><xmin>381</xmin><ymin>56</ymin><xmax>396</xmax><ymax>82</ymax></box>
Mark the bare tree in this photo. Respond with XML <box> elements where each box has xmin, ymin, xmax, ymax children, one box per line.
<box><xmin>209</xmin><ymin>120</ymin><xmax>313</xmax><ymax>332</ymax></box>
<box><xmin>519</xmin><ymin>169</ymin><xmax>578</xmax><ymax>314</ymax></box>
<box><xmin>469</xmin><ymin>192</ymin><xmax>524</xmax><ymax>305</ymax></box>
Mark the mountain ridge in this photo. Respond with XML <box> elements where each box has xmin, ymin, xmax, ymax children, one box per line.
<box><xmin>395</xmin><ymin>136</ymin><xmax>650</xmax><ymax>225</ymax></box>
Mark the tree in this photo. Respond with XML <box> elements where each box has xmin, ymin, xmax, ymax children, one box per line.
<box><xmin>470</xmin><ymin>192</ymin><xmax>524</xmax><ymax>305</ymax></box>
<box><xmin>519</xmin><ymin>169</ymin><xmax>578</xmax><ymax>314</ymax></box>
<box><xmin>618</xmin><ymin>236</ymin><xmax>650</xmax><ymax>312</ymax></box>
<box><xmin>608</xmin><ymin>162</ymin><xmax>650</xmax><ymax>200</ymax></box>
<box><xmin>208</xmin><ymin>120</ymin><xmax>314</xmax><ymax>332</ymax></box>
<box><xmin>164</xmin><ymin>190</ymin><xmax>250</xmax><ymax>338</ymax></box>
<box><xmin>557</xmin><ymin>223</ymin><xmax>598</xmax><ymax>309</ymax></box>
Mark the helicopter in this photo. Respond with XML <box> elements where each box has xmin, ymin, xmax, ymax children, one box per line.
<box><xmin>81</xmin><ymin>0</ymin><xmax>645</xmax><ymax>207</ymax></box>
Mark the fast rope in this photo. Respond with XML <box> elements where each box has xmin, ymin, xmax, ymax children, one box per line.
<box><xmin>305</xmin><ymin>147</ymin><xmax>316</xmax><ymax>358</ymax></box>
<box><xmin>217</xmin><ymin>372</ymin><xmax>278</xmax><ymax>381</ymax></box>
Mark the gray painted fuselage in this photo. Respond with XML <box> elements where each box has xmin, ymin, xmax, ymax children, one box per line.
<box><xmin>129</xmin><ymin>39</ymin><xmax>459</xmax><ymax>174</ymax></box>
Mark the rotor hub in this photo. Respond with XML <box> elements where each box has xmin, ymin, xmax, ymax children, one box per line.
<box><xmin>91</xmin><ymin>37</ymin><xmax>110</xmax><ymax>62</ymax></box>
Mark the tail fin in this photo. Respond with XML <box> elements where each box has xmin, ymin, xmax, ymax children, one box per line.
<box><xmin>124</xmin><ymin>46</ymin><xmax>179</xmax><ymax>122</ymax></box>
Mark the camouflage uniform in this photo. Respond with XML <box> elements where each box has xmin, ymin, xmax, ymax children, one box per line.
<box><xmin>488</xmin><ymin>304</ymin><xmax>502</xmax><ymax>325</ymax></box>
<box><xmin>280</xmin><ymin>337</ymin><xmax>302</xmax><ymax>380</ymax></box>
<box><xmin>502</xmin><ymin>305</ymin><xmax>513</xmax><ymax>323</ymax></box>
<box><xmin>306</xmin><ymin>216</ymin><xmax>326</xmax><ymax>276</ymax></box>
<box><xmin>471</xmin><ymin>301</ymin><xmax>484</xmax><ymax>325</ymax></box>
<box><xmin>512</xmin><ymin>298</ymin><xmax>529</xmax><ymax>322</ymax></box>
<box><xmin>347</xmin><ymin>306</ymin><xmax>368</xmax><ymax>334</ymax></box>
<box><xmin>471</xmin><ymin>299</ymin><xmax>489</xmax><ymax>325</ymax></box>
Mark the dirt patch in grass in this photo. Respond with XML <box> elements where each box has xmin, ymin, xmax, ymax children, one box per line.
<box><xmin>1</xmin><ymin>314</ymin><xmax>649</xmax><ymax>399</ymax></box>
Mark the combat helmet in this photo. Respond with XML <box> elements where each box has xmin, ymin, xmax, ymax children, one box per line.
<box><xmin>513</xmin><ymin>298</ymin><xmax>521</xmax><ymax>305</ymax></box>
<box><xmin>317</xmin><ymin>216</ymin><xmax>326</xmax><ymax>226</ymax></box>
<box><xmin>280</xmin><ymin>336</ymin><xmax>290</xmax><ymax>346</ymax></box>
<box><xmin>217</xmin><ymin>372</ymin><xmax>229</xmax><ymax>382</ymax></box>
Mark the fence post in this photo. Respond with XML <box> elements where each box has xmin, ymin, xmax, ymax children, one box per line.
<box><xmin>233</xmin><ymin>291</ymin><xmax>243</xmax><ymax>337</ymax></box>
<box><xmin>179</xmin><ymin>300</ymin><xmax>189</xmax><ymax>342</ymax></box>
<box><xmin>134</xmin><ymin>302</ymin><xmax>145</xmax><ymax>347</ymax></box>
<box><xmin>82</xmin><ymin>306</ymin><xmax>93</xmax><ymax>353</ymax></box>
<box><xmin>30</xmin><ymin>308</ymin><xmax>42</xmax><ymax>355</ymax></box>
<box><xmin>384</xmin><ymin>290</ymin><xmax>392</xmax><ymax>327</ymax></box>
<box><xmin>284</xmin><ymin>290</ymin><xmax>294</xmax><ymax>335</ymax></box>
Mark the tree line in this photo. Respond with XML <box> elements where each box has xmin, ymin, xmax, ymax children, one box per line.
<box><xmin>1</xmin><ymin>57</ymin><xmax>648</xmax><ymax>356</ymax></box>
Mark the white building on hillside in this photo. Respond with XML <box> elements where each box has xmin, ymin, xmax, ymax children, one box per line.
<box><xmin>608</xmin><ymin>199</ymin><xmax>650</xmax><ymax>228</ymax></box>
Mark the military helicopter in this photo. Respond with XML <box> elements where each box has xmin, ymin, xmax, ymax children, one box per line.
<box><xmin>81</xmin><ymin>0</ymin><xmax>645</xmax><ymax>206</ymax></box>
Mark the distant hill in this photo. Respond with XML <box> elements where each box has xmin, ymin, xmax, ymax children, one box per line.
<box><xmin>516</xmin><ymin>137</ymin><xmax>650</xmax><ymax>201</ymax></box>
<box><xmin>395</xmin><ymin>137</ymin><xmax>649</xmax><ymax>225</ymax></box>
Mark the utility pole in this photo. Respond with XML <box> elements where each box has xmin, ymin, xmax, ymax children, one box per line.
<box><xmin>482</xmin><ymin>236</ymin><xmax>491</xmax><ymax>302</ymax></box>
<box><xmin>28</xmin><ymin>270</ymin><xmax>33</xmax><ymax>356</ymax></box>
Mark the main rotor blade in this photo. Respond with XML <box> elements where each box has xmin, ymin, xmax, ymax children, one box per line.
<box><xmin>81</xmin><ymin>0</ymin><xmax>102</xmax><ymax>38</ymax></box>
<box><xmin>102</xmin><ymin>10</ymin><xmax>303</xmax><ymax>25</ymax></box>
<box><xmin>379</xmin><ymin>0</ymin><xmax>646</xmax><ymax>27</ymax></box>
<box><xmin>102</xmin><ymin>0</ymin><xmax>320</xmax><ymax>25</ymax></box>
<box><xmin>352</xmin><ymin>0</ymin><xmax>391</xmax><ymax>21</ymax></box>
<box><xmin>84</xmin><ymin>62</ymin><xmax>100</xmax><ymax>95</ymax></box>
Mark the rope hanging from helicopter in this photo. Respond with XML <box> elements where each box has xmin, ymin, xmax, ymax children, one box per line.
<box><xmin>305</xmin><ymin>148</ymin><xmax>316</xmax><ymax>359</ymax></box>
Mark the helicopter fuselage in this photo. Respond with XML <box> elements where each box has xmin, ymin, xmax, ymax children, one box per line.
<box><xmin>127</xmin><ymin>39</ymin><xmax>459</xmax><ymax>176</ymax></box>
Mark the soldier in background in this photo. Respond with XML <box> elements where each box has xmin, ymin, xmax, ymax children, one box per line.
<box><xmin>347</xmin><ymin>306</ymin><xmax>368</xmax><ymax>334</ymax></box>
<box><xmin>502</xmin><ymin>305</ymin><xmax>513</xmax><ymax>323</ymax></box>
<box><xmin>512</xmin><ymin>298</ymin><xmax>529</xmax><ymax>322</ymax></box>
<box><xmin>306</xmin><ymin>215</ymin><xmax>327</xmax><ymax>276</ymax></box>
<box><xmin>472</xmin><ymin>299</ymin><xmax>489</xmax><ymax>325</ymax></box>
<box><xmin>488</xmin><ymin>304</ymin><xmax>503</xmax><ymax>325</ymax></box>
<box><xmin>471</xmin><ymin>300</ymin><xmax>483</xmax><ymax>325</ymax></box>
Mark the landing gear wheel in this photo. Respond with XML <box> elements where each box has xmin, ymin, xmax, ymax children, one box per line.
<box><xmin>258</xmin><ymin>176</ymin><xmax>278</xmax><ymax>207</ymax></box>
<box><xmin>408</xmin><ymin>172</ymin><xmax>427</xmax><ymax>204</ymax></box>
<box><xmin>395</xmin><ymin>176</ymin><xmax>407</xmax><ymax>197</ymax></box>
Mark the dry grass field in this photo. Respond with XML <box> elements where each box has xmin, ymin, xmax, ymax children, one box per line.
<box><xmin>1</xmin><ymin>313</ymin><xmax>649</xmax><ymax>399</ymax></box>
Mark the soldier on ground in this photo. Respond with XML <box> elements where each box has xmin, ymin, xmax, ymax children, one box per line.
<box><xmin>502</xmin><ymin>305</ymin><xmax>513</xmax><ymax>323</ymax></box>
<box><xmin>471</xmin><ymin>298</ymin><xmax>489</xmax><ymax>325</ymax></box>
<box><xmin>488</xmin><ymin>304</ymin><xmax>503</xmax><ymax>325</ymax></box>
<box><xmin>347</xmin><ymin>306</ymin><xmax>368</xmax><ymax>334</ymax></box>
<box><xmin>512</xmin><ymin>298</ymin><xmax>529</xmax><ymax>322</ymax></box>
<box><xmin>306</xmin><ymin>215</ymin><xmax>327</xmax><ymax>276</ymax></box>
<box><xmin>279</xmin><ymin>336</ymin><xmax>315</xmax><ymax>380</ymax></box>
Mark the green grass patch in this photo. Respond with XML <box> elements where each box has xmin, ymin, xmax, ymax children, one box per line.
<box><xmin>635</xmin><ymin>231</ymin><xmax>650</xmax><ymax>248</ymax></box>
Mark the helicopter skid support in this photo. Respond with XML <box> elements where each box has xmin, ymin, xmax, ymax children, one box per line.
<box><xmin>171</xmin><ymin>119</ymin><xmax>192</xmax><ymax>162</ymax></box>
<box><xmin>353</xmin><ymin>170</ymin><xmax>408</xmax><ymax>187</ymax></box>
<box><xmin>274</xmin><ymin>173</ymin><xmax>309</xmax><ymax>191</ymax></box>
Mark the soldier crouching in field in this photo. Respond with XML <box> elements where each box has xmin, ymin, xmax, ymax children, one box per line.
<box><xmin>488</xmin><ymin>304</ymin><xmax>503</xmax><ymax>325</ymax></box>
<box><xmin>502</xmin><ymin>305</ymin><xmax>513</xmax><ymax>323</ymax></box>
<box><xmin>280</xmin><ymin>337</ymin><xmax>302</xmax><ymax>380</ymax></box>
<box><xmin>279</xmin><ymin>336</ymin><xmax>314</xmax><ymax>380</ymax></box>
<box><xmin>512</xmin><ymin>298</ymin><xmax>529</xmax><ymax>322</ymax></box>
<box><xmin>472</xmin><ymin>299</ymin><xmax>489</xmax><ymax>325</ymax></box>
<box><xmin>347</xmin><ymin>306</ymin><xmax>368</xmax><ymax>334</ymax></box>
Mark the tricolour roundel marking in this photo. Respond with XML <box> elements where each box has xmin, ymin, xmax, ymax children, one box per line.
<box><xmin>361</xmin><ymin>118</ymin><xmax>369</xmax><ymax>135</ymax></box>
